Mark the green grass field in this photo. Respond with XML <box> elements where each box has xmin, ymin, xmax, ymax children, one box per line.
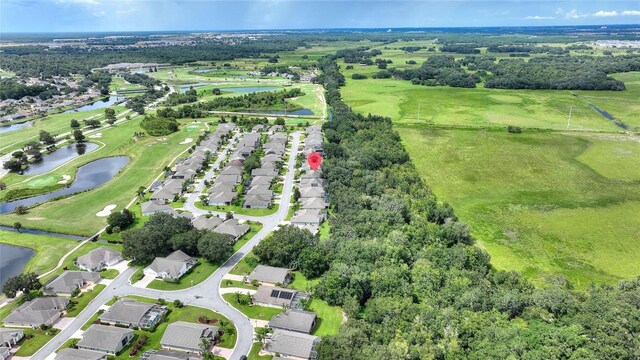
<box><xmin>222</xmin><ymin>293</ymin><xmax>284</xmax><ymax>320</ymax></box>
<box><xmin>398</xmin><ymin>127</ymin><xmax>640</xmax><ymax>287</ymax></box>
<box><xmin>147</xmin><ymin>258</ymin><xmax>219</xmax><ymax>290</ymax></box>
<box><xmin>0</xmin><ymin>230</ymin><xmax>79</xmax><ymax>275</ymax></box>
<box><xmin>0</xmin><ymin>118</ymin><xmax>202</xmax><ymax>235</ymax></box>
<box><xmin>66</xmin><ymin>284</ymin><xmax>106</xmax><ymax>317</ymax></box>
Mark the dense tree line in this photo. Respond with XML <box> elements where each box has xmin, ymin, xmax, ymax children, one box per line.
<box><xmin>125</xmin><ymin>88</ymin><xmax>168</xmax><ymax>114</ymax></box>
<box><xmin>122</xmin><ymin>213</ymin><xmax>234</xmax><ymax>264</ymax></box>
<box><xmin>390</xmin><ymin>55</ymin><xmax>481</xmax><ymax>88</ymax></box>
<box><xmin>0</xmin><ymin>40</ymin><xmax>302</xmax><ymax>77</ymax></box>
<box><xmin>440</xmin><ymin>45</ymin><xmax>481</xmax><ymax>54</ymax></box>
<box><xmin>122</xmin><ymin>73</ymin><xmax>161</xmax><ymax>87</ymax></box>
<box><xmin>307</xmin><ymin>56</ymin><xmax>640</xmax><ymax>359</ymax></box>
<box><xmin>196</xmin><ymin>88</ymin><xmax>304</xmax><ymax>111</ymax></box>
<box><xmin>162</xmin><ymin>88</ymin><xmax>198</xmax><ymax>106</ymax></box>
<box><xmin>0</xmin><ymin>78</ymin><xmax>58</xmax><ymax>100</ymax></box>
<box><xmin>140</xmin><ymin>114</ymin><xmax>179</xmax><ymax>136</ymax></box>
<box><xmin>156</xmin><ymin>105</ymin><xmax>205</xmax><ymax>119</ymax></box>
<box><xmin>484</xmin><ymin>56</ymin><xmax>640</xmax><ymax>90</ymax></box>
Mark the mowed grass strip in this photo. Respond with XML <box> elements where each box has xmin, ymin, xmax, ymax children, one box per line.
<box><xmin>398</xmin><ymin>126</ymin><xmax>640</xmax><ymax>287</ymax></box>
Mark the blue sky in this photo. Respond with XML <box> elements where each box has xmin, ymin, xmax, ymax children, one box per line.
<box><xmin>1</xmin><ymin>0</ymin><xmax>639</xmax><ymax>33</ymax></box>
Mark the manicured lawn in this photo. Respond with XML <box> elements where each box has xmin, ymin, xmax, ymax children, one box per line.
<box><xmin>0</xmin><ymin>118</ymin><xmax>202</xmax><ymax>235</ymax></box>
<box><xmin>249</xmin><ymin>342</ymin><xmax>273</xmax><ymax>360</ymax></box>
<box><xmin>288</xmin><ymin>271</ymin><xmax>319</xmax><ymax>293</ymax></box>
<box><xmin>130</xmin><ymin>267</ymin><xmax>145</xmax><ymax>284</ymax></box>
<box><xmin>308</xmin><ymin>298</ymin><xmax>342</xmax><ymax>337</ymax></box>
<box><xmin>66</xmin><ymin>284</ymin><xmax>106</xmax><ymax>317</ymax></box>
<box><xmin>0</xmin><ymin>230</ymin><xmax>79</xmax><ymax>276</ymax></box>
<box><xmin>222</xmin><ymin>293</ymin><xmax>283</xmax><ymax>320</ymax></box>
<box><xmin>220</xmin><ymin>279</ymin><xmax>258</xmax><ymax>290</ymax></box>
<box><xmin>100</xmin><ymin>269</ymin><xmax>119</xmax><ymax>279</ymax></box>
<box><xmin>398</xmin><ymin>126</ymin><xmax>640</xmax><ymax>287</ymax></box>
<box><xmin>147</xmin><ymin>258</ymin><xmax>218</xmax><ymax>290</ymax></box>
<box><xmin>15</xmin><ymin>328</ymin><xmax>59</xmax><ymax>356</ymax></box>
<box><xmin>229</xmin><ymin>252</ymin><xmax>259</xmax><ymax>276</ymax></box>
<box><xmin>317</xmin><ymin>221</ymin><xmax>330</xmax><ymax>242</ymax></box>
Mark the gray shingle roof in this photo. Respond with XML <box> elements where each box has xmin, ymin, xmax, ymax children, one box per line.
<box><xmin>43</xmin><ymin>271</ymin><xmax>101</xmax><ymax>295</ymax></box>
<box><xmin>99</xmin><ymin>299</ymin><xmax>166</xmax><ymax>328</ymax></box>
<box><xmin>265</xmin><ymin>329</ymin><xmax>320</xmax><ymax>359</ymax></box>
<box><xmin>3</xmin><ymin>297</ymin><xmax>69</xmax><ymax>326</ymax></box>
<box><xmin>248</xmin><ymin>265</ymin><xmax>291</xmax><ymax>285</ymax></box>
<box><xmin>140</xmin><ymin>350</ymin><xmax>203</xmax><ymax>360</ymax></box>
<box><xmin>55</xmin><ymin>348</ymin><xmax>107</xmax><ymax>360</ymax></box>
<box><xmin>147</xmin><ymin>250</ymin><xmax>196</xmax><ymax>279</ymax></box>
<box><xmin>191</xmin><ymin>215</ymin><xmax>224</xmax><ymax>231</ymax></box>
<box><xmin>269</xmin><ymin>309</ymin><xmax>317</xmax><ymax>334</ymax></box>
<box><xmin>76</xmin><ymin>247</ymin><xmax>122</xmax><ymax>270</ymax></box>
<box><xmin>243</xmin><ymin>194</ymin><xmax>272</xmax><ymax>208</ymax></box>
<box><xmin>253</xmin><ymin>285</ymin><xmax>298</xmax><ymax>308</ymax></box>
<box><xmin>77</xmin><ymin>324</ymin><xmax>133</xmax><ymax>353</ymax></box>
<box><xmin>160</xmin><ymin>321</ymin><xmax>218</xmax><ymax>352</ymax></box>
<box><xmin>213</xmin><ymin>219</ymin><xmax>250</xmax><ymax>239</ymax></box>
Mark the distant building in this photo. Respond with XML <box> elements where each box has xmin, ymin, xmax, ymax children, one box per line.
<box><xmin>141</xmin><ymin>200</ymin><xmax>176</xmax><ymax>217</ymax></box>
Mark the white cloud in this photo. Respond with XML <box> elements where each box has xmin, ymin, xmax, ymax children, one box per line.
<box><xmin>622</xmin><ymin>10</ymin><xmax>640</xmax><ymax>16</ymax></box>
<box><xmin>593</xmin><ymin>10</ymin><xmax>618</xmax><ymax>17</ymax></box>
<box><xmin>525</xmin><ymin>16</ymin><xmax>553</xmax><ymax>20</ymax></box>
<box><xmin>92</xmin><ymin>10</ymin><xmax>105</xmax><ymax>17</ymax></box>
<box><xmin>565</xmin><ymin>9</ymin><xmax>589</xmax><ymax>19</ymax></box>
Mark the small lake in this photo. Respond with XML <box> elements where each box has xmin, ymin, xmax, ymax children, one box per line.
<box><xmin>178</xmin><ymin>83</ymin><xmax>213</xmax><ymax>92</ymax></box>
<box><xmin>193</xmin><ymin>69</ymin><xmax>214</xmax><ymax>73</ymax></box>
<box><xmin>22</xmin><ymin>142</ymin><xmax>99</xmax><ymax>176</ymax></box>
<box><xmin>0</xmin><ymin>243</ymin><xmax>34</xmax><ymax>288</ymax></box>
<box><xmin>243</xmin><ymin>108</ymin><xmax>314</xmax><ymax>116</ymax></box>
<box><xmin>63</xmin><ymin>96</ymin><xmax>125</xmax><ymax>113</ymax></box>
<box><xmin>0</xmin><ymin>156</ymin><xmax>130</xmax><ymax>214</ymax></box>
<box><xmin>0</xmin><ymin>120</ymin><xmax>33</xmax><ymax>134</ymax></box>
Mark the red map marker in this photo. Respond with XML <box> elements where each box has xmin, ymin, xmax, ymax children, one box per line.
<box><xmin>307</xmin><ymin>152</ymin><xmax>323</xmax><ymax>171</ymax></box>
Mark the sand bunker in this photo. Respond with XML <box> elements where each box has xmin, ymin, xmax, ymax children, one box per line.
<box><xmin>180</xmin><ymin>137</ymin><xmax>194</xmax><ymax>144</ymax></box>
<box><xmin>96</xmin><ymin>204</ymin><xmax>117</xmax><ymax>217</ymax></box>
<box><xmin>57</xmin><ymin>175</ymin><xmax>71</xmax><ymax>184</ymax></box>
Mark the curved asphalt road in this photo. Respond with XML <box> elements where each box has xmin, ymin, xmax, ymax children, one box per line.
<box><xmin>31</xmin><ymin>132</ymin><xmax>300</xmax><ymax>360</ymax></box>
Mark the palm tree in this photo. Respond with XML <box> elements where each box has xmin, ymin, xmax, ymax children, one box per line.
<box><xmin>136</xmin><ymin>186</ymin><xmax>146</xmax><ymax>200</ymax></box>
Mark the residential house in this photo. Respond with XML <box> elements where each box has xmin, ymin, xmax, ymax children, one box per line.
<box><xmin>141</xmin><ymin>200</ymin><xmax>176</xmax><ymax>217</ymax></box>
<box><xmin>269</xmin><ymin>125</ymin><xmax>285</xmax><ymax>133</ymax></box>
<box><xmin>191</xmin><ymin>216</ymin><xmax>224</xmax><ymax>231</ymax></box>
<box><xmin>219</xmin><ymin>166</ymin><xmax>243</xmax><ymax>176</ymax></box>
<box><xmin>246</xmin><ymin>185</ymin><xmax>273</xmax><ymax>197</ymax></box>
<box><xmin>99</xmin><ymin>299</ymin><xmax>167</xmax><ymax>329</ymax></box>
<box><xmin>213</xmin><ymin>219</ymin><xmax>250</xmax><ymax>240</ymax></box>
<box><xmin>3</xmin><ymin>297</ymin><xmax>69</xmax><ymax>328</ymax></box>
<box><xmin>55</xmin><ymin>348</ymin><xmax>108</xmax><ymax>360</ymax></box>
<box><xmin>300</xmin><ymin>197</ymin><xmax>328</xmax><ymax>210</ymax></box>
<box><xmin>77</xmin><ymin>325</ymin><xmax>134</xmax><ymax>355</ymax></box>
<box><xmin>264</xmin><ymin>329</ymin><xmax>320</xmax><ymax>360</ymax></box>
<box><xmin>269</xmin><ymin>310</ymin><xmax>317</xmax><ymax>334</ymax></box>
<box><xmin>160</xmin><ymin>321</ymin><xmax>219</xmax><ymax>354</ymax></box>
<box><xmin>290</xmin><ymin>209</ymin><xmax>326</xmax><ymax>233</ymax></box>
<box><xmin>242</xmin><ymin>194</ymin><xmax>272</xmax><ymax>209</ymax></box>
<box><xmin>208</xmin><ymin>190</ymin><xmax>238</xmax><ymax>206</ymax></box>
<box><xmin>144</xmin><ymin>250</ymin><xmax>198</xmax><ymax>280</ymax></box>
<box><xmin>214</xmin><ymin>174</ymin><xmax>242</xmax><ymax>185</ymax></box>
<box><xmin>252</xmin><ymin>124</ymin><xmax>267</xmax><ymax>132</ymax></box>
<box><xmin>76</xmin><ymin>247</ymin><xmax>123</xmax><ymax>271</ymax></box>
<box><xmin>248</xmin><ymin>265</ymin><xmax>292</xmax><ymax>286</ymax></box>
<box><xmin>253</xmin><ymin>285</ymin><xmax>309</xmax><ymax>309</ymax></box>
<box><xmin>300</xmin><ymin>187</ymin><xmax>325</xmax><ymax>199</ymax></box>
<box><xmin>43</xmin><ymin>271</ymin><xmax>101</xmax><ymax>296</ymax></box>
<box><xmin>251</xmin><ymin>168</ymin><xmax>278</xmax><ymax>177</ymax></box>
<box><xmin>0</xmin><ymin>328</ymin><xmax>24</xmax><ymax>357</ymax></box>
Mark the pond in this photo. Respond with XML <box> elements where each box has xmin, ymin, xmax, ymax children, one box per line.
<box><xmin>63</xmin><ymin>96</ymin><xmax>125</xmax><ymax>113</ymax></box>
<box><xmin>0</xmin><ymin>244</ymin><xmax>34</xmax><ymax>288</ymax></box>
<box><xmin>0</xmin><ymin>156</ymin><xmax>130</xmax><ymax>214</ymax></box>
<box><xmin>22</xmin><ymin>142</ymin><xmax>99</xmax><ymax>176</ymax></box>
<box><xmin>193</xmin><ymin>69</ymin><xmax>214</xmax><ymax>73</ymax></box>
<box><xmin>0</xmin><ymin>120</ymin><xmax>34</xmax><ymax>134</ymax></box>
<box><xmin>178</xmin><ymin>82</ymin><xmax>213</xmax><ymax>92</ymax></box>
<box><xmin>242</xmin><ymin>108</ymin><xmax>314</xmax><ymax>116</ymax></box>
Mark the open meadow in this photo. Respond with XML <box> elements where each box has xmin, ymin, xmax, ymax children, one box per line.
<box><xmin>398</xmin><ymin>127</ymin><xmax>640</xmax><ymax>287</ymax></box>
